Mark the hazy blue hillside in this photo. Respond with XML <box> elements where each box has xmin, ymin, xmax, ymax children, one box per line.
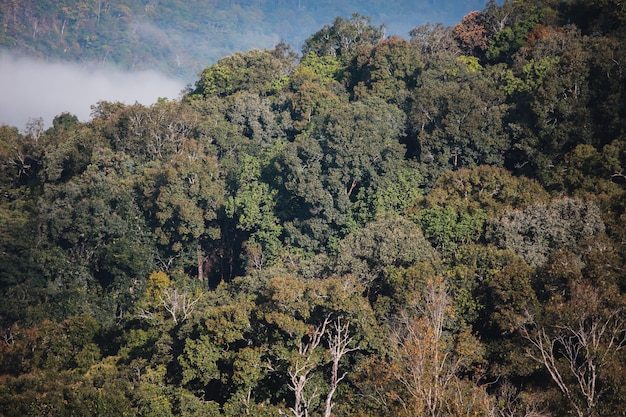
<box><xmin>0</xmin><ymin>0</ymin><xmax>490</xmax><ymax>128</ymax></box>
<box><xmin>0</xmin><ymin>0</ymin><xmax>487</xmax><ymax>80</ymax></box>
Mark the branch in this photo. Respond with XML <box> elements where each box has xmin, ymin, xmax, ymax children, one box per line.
<box><xmin>159</xmin><ymin>288</ymin><xmax>202</xmax><ymax>324</ymax></box>
<box><xmin>611</xmin><ymin>170</ymin><xmax>626</xmax><ymax>181</ymax></box>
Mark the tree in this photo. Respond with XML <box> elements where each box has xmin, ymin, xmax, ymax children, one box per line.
<box><xmin>453</xmin><ymin>10</ymin><xmax>493</xmax><ymax>59</ymax></box>
<box><xmin>585</xmin><ymin>35</ymin><xmax>626</xmax><ymax>151</ymax></box>
<box><xmin>225</xmin><ymin>92</ymin><xmax>293</xmax><ymax>149</ymax></box>
<box><xmin>138</xmin><ymin>143</ymin><xmax>223</xmax><ymax>282</ymax></box>
<box><xmin>491</xmin><ymin>379</ymin><xmax>551</xmax><ymax>417</ymax></box>
<box><xmin>191</xmin><ymin>49</ymin><xmax>292</xmax><ymax>98</ymax></box>
<box><xmin>346</xmin><ymin>162</ymin><xmax>423</xmax><ymax>226</ymax></box>
<box><xmin>420</xmin><ymin>165</ymin><xmax>550</xmax><ymax>218</ymax></box>
<box><xmin>274</xmin><ymin>97</ymin><xmax>408</xmax><ymax>252</ymax></box>
<box><xmin>147</xmin><ymin>284</ymin><xmax>202</xmax><ymax>325</ymax></box>
<box><xmin>483</xmin><ymin>0</ymin><xmax>551</xmax><ymax>64</ymax></box>
<box><xmin>485</xmin><ymin>258</ymin><xmax>539</xmax><ymax>336</ymax></box>
<box><xmin>500</xmin><ymin>25</ymin><xmax>594</xmax><ymax>181</ymax></box>
<box><xmin>256</xmin><ymin>272</ymin><xmax>375</xmax><ymax>417</ymax></box>
<box><xmin>441</xmin><ymin>245</ymin><xmax>540</xmax><ymax>380</ymax></box>
<box><xmin>302</xmin><ymin>14</ymin><xmax>385</xmax><ymax>62</ymax></box>
<box><xmin>100</xmin><ymin>101</ymin><xmax>200</xmax><ymax>163</ymax></box>
<box><xmin>562</xmin><ymin>0</ymin><xmax>626</xmax><ymax>36</ymax></box>
<box><xmin>334</xmin><ymin>216</ymin><xmax>438</xmax><ymax>290</ymax></box>
<box><xmin>37</xmin><ymin>145</ymin><xmax>154</xmax><ymax>323</ymax></box>
<box><xmin>41</xmin><ymin>121</ymin><xmax>105</xmax><ymax>183</ymax></box>
<box><xmin>388</xmin><ymin>275</ymin><xmax>490</xmax><ymax>417</ymax></box>
<box><xmin>0</xmin><ymin>125</ymin><xmax>43</xmax><ymax>311</ymax></box>
<box><xmin>407</xmin><ymin>53</ymin><xmax>510</xmax><ymax>180</ymax></box>
<box><xmin>414</xmin><ymin>205</ymin><xmax>486</xmax><ymax>255</ymax></box>
<box><xmin>285</xmin><ymin>316</ymin><xmax>328</xmax><ymax>417</ymax></box>
<box><xmin>177</xmin><ymin>290</ymin><xmax>259</xmax><ymax>411</ymax></box>
<box><xmin>224</xmin><ymin>153</ymin><xmax>283</xmax><ymax>271</ymax></box>
<box><xmin>409</xmin><ymin>23</ymin><xmax>459</xmax><ymax>57</ymax></box>
<box><xmin>323</xmin><ymin>316</ymin><xmax>358</xmax><ymax>417</ymax></box>
<box><xmin>0</xmin><ymin>124</ymin><xmax>43</xmax><ymax>188</ymax></box>
<box><xmin>348</xmin><ymin>36</ymin><xmax>423</xmax><ymax>103</ymax></box>
<box><xmin>410</xmin><ymin>166</ymin><xmax>550</xmax><ymax>256</ymax></box>
<box><xmin>286</xmin><ymin>51</ymin><xmax>345</xmax><ymax>132</ymax></box>
<box><xmin>282</xmin><ymin>314</ymin><xmax>358</xmax><ymax>417</ymax></box>
<box><xmin>522</xmin><ymin>280</ymin><xmax>626</xmax><ymax>417</ymax></box>
<box><xmin>486</xmin><ymin>197</ymin><xmax>605</xmax><ymax>267</ymax></box>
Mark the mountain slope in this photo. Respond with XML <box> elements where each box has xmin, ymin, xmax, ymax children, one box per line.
<box><xmin>0</xmin><ymin>0</ymin><xmax>486</xmax><ymax>80</ymax></box>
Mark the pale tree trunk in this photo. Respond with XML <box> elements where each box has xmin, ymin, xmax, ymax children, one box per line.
<box><xmin>323</xmin><ymin>316</ymin><xmax>358</xmax><ymax>417</ymax></box>
<box><xmin>285</xmin><ymin>315</ymin><xmax>357</xmax><ymax>417</ymax></box>
<box><xmin>288</xmin><ymin>317</ymin><xmax>329</xmax><ymax>417</ymax></box>
<box><xmin>197</xmin><ymin>240</ymin><xmax>204</xmax><ymax>282</ymax></box>
<box><xmin>159</xmin><ymin>287</ymin><xmax>202</xmax><ymax>324</ymax></box>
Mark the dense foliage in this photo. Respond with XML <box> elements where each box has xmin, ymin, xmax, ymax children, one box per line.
<box><xmin>1</xmin><ymin>1</ymin><xmax>626</xmax><ymax>416</ymax></box>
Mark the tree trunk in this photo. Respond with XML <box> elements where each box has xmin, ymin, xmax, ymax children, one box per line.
<box><xmin>197</xmin><ymin>240</ymin><xmax>204</xmax><ymax>282</ymax></box>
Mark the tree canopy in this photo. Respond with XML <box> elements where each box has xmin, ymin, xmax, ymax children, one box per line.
<box><xmin>1</xmin><ymin>1</ymin><xmax>626</xmax><ymax>416</ymax></box>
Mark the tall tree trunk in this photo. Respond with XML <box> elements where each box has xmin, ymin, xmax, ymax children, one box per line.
<box><xmin>197</xmin><ymin>240</ymin><xmax>204</xmax><ymax>282</ymax></box>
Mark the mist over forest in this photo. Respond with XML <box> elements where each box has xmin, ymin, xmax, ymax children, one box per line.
<box><xmin>0</xmin><ymin>0</ymin><xmax>486</xmax><ymax>128</ymax></box>
<box><xmin>0</xmin><ymin>51</ymin><xmax>185</xmax><ymax>128</ymax></box>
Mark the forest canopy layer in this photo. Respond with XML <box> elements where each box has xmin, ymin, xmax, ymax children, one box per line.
<box><xmin>1</xmin><ymin>1</ymin><xmax>626</xmax><ymax>416</ymax></box>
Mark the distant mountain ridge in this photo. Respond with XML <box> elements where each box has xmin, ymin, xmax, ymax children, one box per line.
<box><xmin>0</xmin><ymin>0</ymin><xmax>486</xmax><ymax>80</ymax></box>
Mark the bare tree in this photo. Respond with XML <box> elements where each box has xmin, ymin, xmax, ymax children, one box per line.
<box><xmin>521</xmin><ymin>282</ymin><xmax>626</xmax><ymax>417</ymax></box>
<box><xmin>137</xmin><ymin>285</ymin><xmax>202</xmax><ymax>324</ymax></box>
<box><xmin>160</xmin><ymin>287</ymin><xmax>202</xmax><ymax>324</ymax></box>
<box><xmin>389</xmin><ymin>276</ymin><xmax>489</xmax><ymax>417</ymax></box>
<box><xmin>323</xmin><ymin>316</ymin><xmax>358</xmax><ymax>417</ymax></box>
<box><xmin>494</xmin><ymin>380</ymin><xmax>550</xmax><ymax>417</ymax></box>
<box><xmin>25</xmin><ymin>117</ymin><xmax>44</xmax><ymax>144</ymax></box>
<box><xmin>389</xmin><ymin>276</ymin><xmax>455</xmax><ymax>417</ymax></box>
<box><xmin>287</xmin><ymin>317</ymin><xmax>329</xmax><ymax>417</ymax></box>
<box><xmin>285</xmin><ymin>315</ymin><xmax>358</xmax><ymax>417</ymax></box>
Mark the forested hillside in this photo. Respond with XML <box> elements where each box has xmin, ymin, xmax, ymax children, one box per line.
<box><xmin>0</xmin><ymin>0</ymin><xmax>484</xmax><ymax>79</ymax></box>
<box><xmin>1</xmin><ymin>1</ymin><xmax>626</xmax><ymax>416</ymax></box>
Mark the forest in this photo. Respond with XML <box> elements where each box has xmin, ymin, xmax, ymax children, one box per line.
<box><xmin>1</xmin><ymin>0</ymin><xmax>626</xmax><ymax>416</ymax></box>
<box><xmin>0</xmin><ymin>0</ymin><xmax>485</xmax><ymax>80</ymax></box>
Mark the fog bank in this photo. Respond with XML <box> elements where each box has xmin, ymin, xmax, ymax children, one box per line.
<box><xmin>0</xmin><ymin>51</ymin><xmax>186</xmax><ymax>130</ymax></box>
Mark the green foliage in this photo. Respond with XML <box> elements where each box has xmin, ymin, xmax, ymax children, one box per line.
<box><xmin>420</xmin><ymin>165</ymin><xmax>550</xmax><ymax>217</ymax></box>
<box><xmin>192</xmin><ymin>49</ymin><xmax>291</xmax><ymax>98</ymax></box>
<box><xmin>138</xmin><ymin>146</ymin><xmax>223</xmax><ymax>281</ymax></box>
<box><xmin>501</xmin><ymin>25</ymin><xmax>597</xmax><ymax>183</ymax></box>
<box><xmin>334</xmin><ymin>216</ymin><xmax>439</xmax><ymax>289</ymax></box>
<box><xmin>407</xmin><ymin>53</ymin><xmax>510</xmax><ymax>179</ymax></box>
<box><xmin>349</xmin><ymin>36</ymin><xmax>423</xmax><ymax>103</ymax></box>
<box><xmin>179</xmin><ymin>335</ymin><xmax>221</xmax><ymax>386</ymax></box>
<box><xmin>226</xmin><ymin>92</ymin><xmax>293</xmax><ymax>148</ymax></box>
<box><xmin>1</xmin><ymin>2</ymin><xmax>626</xmax><ymax>416</ymax></box>
<box><xmin>302</xmin><ymin>14</ymin><xmax>385</xmax><ymax>62</ymax></box>
<box><xmin>293</xmin><ymin>52</ymin><xmax>344</xmax><ymax>87</ymax></box>
<box><xmin>274</xmin><ymin>96</ymin><xmax>408</xmax><ymax>252</ymax></box>
<box><xmin>485</xmin><ymin>257</ymin><xmax>538</xmax><ymax>334</ymax></box>
<box><xmin>500</xmin><ymin>56</ymin><xmax>561</xmax><ymax>96</ymax></box>
<box><xmin>485</xmin><ymin>1</ymin><xmax>547</xmax><ymax>63</ymax></box>
<box><xmin>283</xmin><ymin>52</ymin><xmax>347</xmax><ymax>133</ymax></box>
<box><xmin>224</xmin><ymin>153</ymin><xmax>283</xmax><ymax>270</ymax></box>
<box><xmin>360</xmin><ymin>164</ymin><xmax>423</xmax><ymax>221</ymax></box>
<box><xmin>415</xmin><ymin>206</ymin><xmax>487</xmax><ymax>254</ymax></box>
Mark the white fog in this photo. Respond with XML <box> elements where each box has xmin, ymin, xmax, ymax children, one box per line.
<box><xmin>0</xmin><ymin>51</ymin><xmax>186</xmax><ymax>130</ymax></box>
